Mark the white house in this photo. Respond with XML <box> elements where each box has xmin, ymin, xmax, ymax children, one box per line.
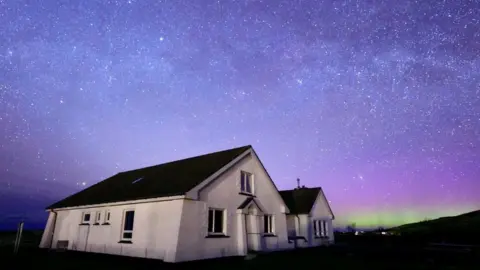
<box><xmin>39</xmin><ymin>145</ymin><xmax>335</xmax><ymax>262</ymax></box>
<box><xmin>279</xmin><ymin>183</ymin><xmax>335</xmax><ymax>248</ymax></box>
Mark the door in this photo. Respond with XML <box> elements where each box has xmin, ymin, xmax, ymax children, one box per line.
<box><xmin>245</xmin><ymin>214</ymin><xmax>260</xmax><ymax>252</ymax></box>
<box><xmin>75</xmin><ymin>225</ymin><xmax>90</xmax><ymax>251</ymax></box>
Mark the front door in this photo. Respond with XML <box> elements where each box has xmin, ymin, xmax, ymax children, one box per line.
<box><xmin>75</xmin><ymin>225</ymin><xmax>90</xmax><ymax>251</ymax></box>
<box><xmin>245</xmin><ymin>205</ymin><xmax>261</xmax><ymax>252</ymax></box>
<box><xmin>246</xmin><ymin>214</ymin><xmax>258</xmax><ymax>251</ymax></box>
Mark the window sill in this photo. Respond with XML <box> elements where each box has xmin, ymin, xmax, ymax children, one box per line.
<box><xmin>206</xmin><ymin>234</ymin><xmax>230</xmax><ymax>238</ymax></box>
<box><xmin>93</xmin><ymin>223</ymin><xmax>100</xmax><ymax>226</ymax></box>
<box><xmin>118</xmin><ymin>240</ymin><xmax>132</xmax><ymax>244</ymax></box>
<box><xmin>79</xmin><ymin>223</ymin><xmax>90</xmax><ymax>226</ymax></box>
<box><xmin>238</xmin><ymin>192</ymin><xmax>255</xmax><ymax>197</ymax></box>
<box><xmin>102</xmin><ymin>222</ymin><xmax>110</xmax><ymax>226</ymax></box>
<box><xmin>315</xmin><ymin>236</ymin><xmax>329</xmax><ymax>239</ymax></box>
<box><xmin>263</xmin><ymin>234</ymin><xmax>277</xmax><ymax>238</ymax></box>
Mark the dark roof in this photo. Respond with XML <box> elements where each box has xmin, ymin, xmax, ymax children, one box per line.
<box><xmin>47</xmin><ymin>145</ymin><xmax>252</xmax><ymax>209</ymax></box>
<box><xmin>279</xmin><ymin>187</ymin><xmax>322</xmax><ymax>214</ymax></box>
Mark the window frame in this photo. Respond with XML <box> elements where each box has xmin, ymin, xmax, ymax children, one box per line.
<box><xmin>207</xmin><ymin>208</ymin><xmax>226</xmax><ymax>235</ymax></box>
<box><xmin>263</xmin><ymin>214</ymin><xmax>275</xmax><ymax>235</ymax></box>
<box><xmin>121</xmin><ymin>210</ymin><xmax>135</xmax><ymax>242</ymax></box>
<box><xmin>313</xmin><ymin>220</ymin><xmax>328</xmax><ymax>238</ymax></box>
<box><xmin>81</xmin><ymin>212</ymin><xmax>91</xmax><ymax>224</ymax></box>
<box><xmin>104</xmin><ymin>210</ymin><xmax>111</xmax><ymax>224</ymax></box>
<box><xmin>94</xmin><ymin>211</ymin><xmax>101</xmax><ymax>224</ymax></box>
<box><xmin>240</xmin><ymin>171</ymin><xmax>254</xmax><ymax>195</ymax></box>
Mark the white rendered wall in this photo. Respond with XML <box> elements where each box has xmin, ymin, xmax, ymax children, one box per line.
<box><xmin>289</xmin><ymin>189</ymin><xmax>335</xmax><ymax>248</ymax></box>
<box><xmin>39</xmin><ymin>211</ymin><xmax>56</xmax><ymax>248</ymax></box>
<box><xmin>175</xmin><ymin>153</ymin><xmax>291</xmax><ymax>262</ymax></box>
<box><xmin>285</xmin><ymin>214</ymin><xmax>297</xmax><ymax>237</ymax></box>
<box><xmin>48</xmin><ymin>199</ymin><xmax>184</xmax><ymax>262</ymax></box>
<box><xmin>310</xmin><ymin>189</ymin><xmax>335</xmax><ymax>244</ymax></box>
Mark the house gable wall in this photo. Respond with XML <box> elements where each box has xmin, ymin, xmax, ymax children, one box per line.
<box><xmin>175</xmin><ymin>153</ymin><xmax>292</xmax><ymax>262</ymax></box>
<box><xmin>297</xmin><ymin>190</ymin><xmax>335</xmax><ymax>247</ymax></box>
<box><xmin>310</xmin><ymin>190</ymin><xmax>334</xmax><ymax>219</ymax></box>
<box><xmin>310</xmin><ymin>189</ymin><xmax>335</xmax><ymax>243</ymax></box>
<box><xmin>284</xmin><ymin>190</ymin><xmax>335</xmax><ymax>248</ymax></box>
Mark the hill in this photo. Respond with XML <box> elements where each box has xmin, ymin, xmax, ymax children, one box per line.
<box><xmin>389</xmin><ymin>209</ymin><xmax>480</xmax><ymax>244</ymax></box>
<box><xmin>0</xmin><ymin>230</ymin><xmax>43</xmax><ymax>247</ymax></box>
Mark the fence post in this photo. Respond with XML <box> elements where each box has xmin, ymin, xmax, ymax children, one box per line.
<box><xmin>13</xmin><ymin>221</ymin><xmax>24</xmax><ymax>255</ymax></box>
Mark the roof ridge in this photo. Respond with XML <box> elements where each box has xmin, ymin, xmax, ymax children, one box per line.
<box><xmin>119</xmin><ymin>145</ymin><xmax>252</xmax><ymax>174</ymax></box>
<box><xmin>279</xmin><ymin>186</ymin><xmax>322</xmax><ymax>192</ymax></box>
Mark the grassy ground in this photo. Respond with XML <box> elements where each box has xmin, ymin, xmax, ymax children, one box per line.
<box><xmin>1</xmin><ymin>231</ymin><xmax>478</xmax><ymax>269</ymax></box>
<box><xmin>0</xmin><ymin>230</ymin><xmax>43</xmax><ymax>247</ymax></box>
<box><xmin>2</xmin><ymin>242</ymin><xmax>478</xmax><ymax>270</ymax></box>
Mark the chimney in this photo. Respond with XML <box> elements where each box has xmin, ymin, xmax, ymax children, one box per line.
<box><xmin>296</xmin><ymin>178</ymin><xmax>300</xmax><ymax>189</ymax></box>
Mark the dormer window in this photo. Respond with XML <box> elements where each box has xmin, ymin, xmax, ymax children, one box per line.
<box><xmin>240</xmin><ymin>171</ymin><xmax>254</xmax><ymax>194</ymax></box>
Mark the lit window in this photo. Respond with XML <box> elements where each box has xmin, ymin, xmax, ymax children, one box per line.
<box><xmin>207</xmin><ymin>208</ymin><xmax>225</xmax><ymax>235</ymax></box>
<box><xmin>121</xmin><ymin>210</ymin><xmax>135</xmax><ymax>241</ymax></box>
<box><xmin>313</xmin><ymin>220</ymin><xmax>328</xmax><ymax>237</ymax></box>
<box><xmin>240</xmin><ymin>171</ymin><xmax>254</xmax><ymax>194</ymax></box>
<box><xmin>264</xmin><ymin>215</ymin><xmax>274</xmax><ymax>234</ymax></box>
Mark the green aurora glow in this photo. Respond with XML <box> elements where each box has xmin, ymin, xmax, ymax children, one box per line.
<box><xmin>335</xmin><ymin>205</ymin><xmax>480</xmax><ymax>228</ymax></box>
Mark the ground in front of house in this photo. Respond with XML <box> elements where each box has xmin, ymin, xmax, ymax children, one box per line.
<box><xmin>2</xmin><ymin>241</ymin><xmax>479</xmax><ymax>270</ymax></box>
<box><xmin>1</xmin><ymin>230</ymin><xmax>478</xmax><ymax>269</ymax></box>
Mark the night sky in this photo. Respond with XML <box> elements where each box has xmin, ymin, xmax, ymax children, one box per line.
<box><xmin>1</xmin><ymin>0</ymin><xmax>479</xmax><ymax>230</ymax></box>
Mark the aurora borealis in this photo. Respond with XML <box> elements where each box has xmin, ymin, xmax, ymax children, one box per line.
<box><xmin>1</xmin><ymin>0</ymin><xmax>479</xmax><ymax>229</ymax></box>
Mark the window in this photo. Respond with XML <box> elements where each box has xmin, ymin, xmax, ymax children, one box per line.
<box><xmin>121</xmin><ymin>210</ymin><xmax>135</xmax><ymax>241</ymax></box>
<box><xmin>313</xmin><ymin>220</ymin><xmax>328</xmax><ymax>237</ymax></box>
<box><xmin>94</xmin><ymin>211</ymin><xmax>101</xmax><ymax>224</ymax></box>
<box><xmin>207</xmin><ymin>208</ymin><xmax>225</xmax><ymax>235</ymax></box>
<box><xmin>240</xmin><ymin>171</ymin><xmax>254</xmax><ymax>194</ymax></box>
<box><xmin>82</xmin><ymin>212</ymin><xmax>90</xmax><ymax>223</ymax></box>
<box><xmin>264</xmin><ymin>215</ymin><xmax>274</xmax><ymax>234</ymax></box>
<box><xmin>104</xmin><ymin>211</ymin><xmax>111</xmax><ymax>223</ymax></box>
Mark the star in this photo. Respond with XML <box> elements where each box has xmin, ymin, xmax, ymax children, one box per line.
<box><xmin>0</xmin><ymin>0</ymin><xmax>478</xmax><ymax>230</ymax></box>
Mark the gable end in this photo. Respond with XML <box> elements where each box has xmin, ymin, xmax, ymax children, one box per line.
<box><xmin>310</xmin><ymin>188</ymin><xmax>335</xmax><ymax>219</ymax></box>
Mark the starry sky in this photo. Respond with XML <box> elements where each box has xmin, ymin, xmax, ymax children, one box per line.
<box><xmin>1</xmin><ymin>0</ymin><xmax>479</xmax><ymax>230</ymax></box>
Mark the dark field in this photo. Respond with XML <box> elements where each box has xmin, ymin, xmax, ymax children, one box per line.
<box><xmin>1</xmin><ymin>232</ymin><xmax>479</xmax><ymax>270</ymax></box>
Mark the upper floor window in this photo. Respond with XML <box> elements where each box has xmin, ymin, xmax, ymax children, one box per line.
<box><xmin>81</xmin><ymin>212</ymin><xmax>90</xmax><ymax>223</ymax></box>
<box><xmin>121</xmin><ymin>210</ymin><xmax>135</xmax><ymax>241</ymax></box>
<box><xmin>240</xmin><ymin>171</ymin><xmax>254</xmax><ymax>194</ymax></box>
<box><xmin>313</xmin><ymin>220</ymin><xmax>328</xmax><ymax>238</ymax></box>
